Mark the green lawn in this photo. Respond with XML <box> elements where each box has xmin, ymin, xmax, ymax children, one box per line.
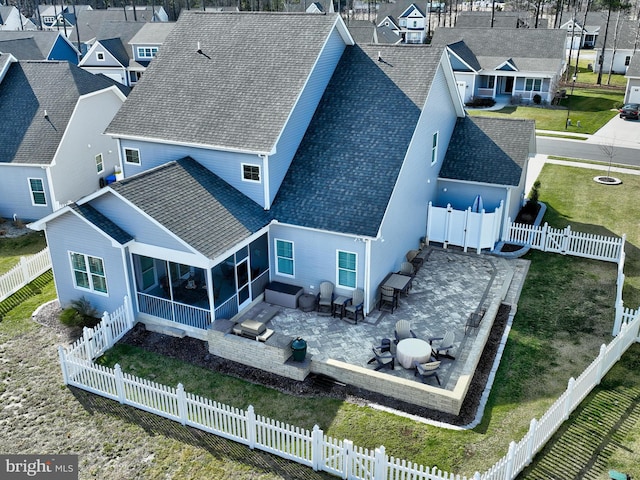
<box><xmin>568</xmin><ymin>57</ymin><xmax>629</xmax><ymax>88</ymax></box>
<box><xmin>468</xmin><ymin>87</ymin><xmax>623</xmax><ymax>133</ymax></box>
<box><xmin>2</xmin><ymin>163</ymin><xmax>640</xmax><ymax>477</ymax></box>
<box><xmin>0</xmin><ymin>230</ymin><xmax>47</xmax><ymax>275</ymax></box>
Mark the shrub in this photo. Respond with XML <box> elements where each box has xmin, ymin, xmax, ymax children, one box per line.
<box><xmin>533</xmin><ymin>94</ymin><xmax>542</xmax><ymax>105</ymax></box>
<box><xmin>59</xmin><ymin>297</ymin><xmax>100</xmax><ymax>328</ymax></box>
<box><xmin>465</xmin><ymin>97</ymin><xmax>496</xmax><ymax>108</ymax></box>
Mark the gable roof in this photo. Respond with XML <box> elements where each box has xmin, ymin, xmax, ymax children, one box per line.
<box><xmin>109</xmin><ymin>157</ymin><xmax>272</xmax><ymax>259</ymax></box>
<box><xmin>0</xmin><ymin>60</ymin><xmax>127</xmax><ymax>165</ymax></box>
<box><xmin>128</xmin><ymin>21</ymin><xmax>175</xmax><ymax>45</ymax></box>
<box><xmin>440</xmin><ymin>116</ymin><xmax>534</xmax><ymax>186</ymax></box>
<box><xmin>270</xmin><ymin>44</ymin><xmax>446</xmax><ymax>237</ymax></box>
<box><xmin>96</xmin><ymin>37</ymin><xmax>130</xmax><ymax>66</ymax></box>
<box><xmin>595</xmin><ymin>12</ymin><xmax>638</xmax><ymax>49</ymax></box>
<box><xmin>68</xmin><ymin>10</ymin><xmax>150</xmax><ymax>45</ymax></box>
<box><xmin>431</xmin><ymin>27</ymin><xmax>566</xmax><ymax>73</ymax></box>
<box><xmin>626</xmin><ymin>54</ymin><xmax>640</xmax><ymax>77</ymax></box>
<box><xmin>106</xmin><ymin>11</ymin><xmax>352</xmax><ymax>155</ymax></box>
<box><xmin>70</xmin><ymin>203</ymin><xmax>133</xmax><ymax>245</ymax></box>
<box><xmin>376</xmin><ymin>0</ymin><xmax>422</xmax><ymax>24</ymax></box>
<box><xmin>0</xmin><ymin>31</ymin><xmax>74</xmax><ymax>59</ymax></box>
<box><xmin>347</xmin><ymin>20</ymin><xmax>376</xmax><ymax>44</ymax></box>
<box><xmin>454</xmin><ymin>11</ymin><xmax>545</xmax><ymax>29</ymax></box>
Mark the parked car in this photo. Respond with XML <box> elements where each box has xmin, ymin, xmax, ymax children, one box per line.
<box><xmin>619</xmin><ymin>103</ymin><xmax>640</xmax><ymax>120</ymax></box>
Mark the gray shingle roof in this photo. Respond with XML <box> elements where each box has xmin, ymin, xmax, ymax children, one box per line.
<box><xmin>0</xmin><ymin>38</ymin><xmax>44</xmax><ymax>59</ymax></box>
<box><xmin>347</xmin><ymin>20</ymin><xmax>376</xmax><ymax>43</ymax></box>
<box><xmin>270</xmin><ymin>44</ymin><xmax>443</xmax><ymax>237</ymax></box>
<box><xmin>106</xmin><ymin>11</ymin><xmax>346</xmax><ymax>154</ymax></box>
<box><xmin>98</xmin><ymin>37</ymin><xmax>130</xmax><ymax>66</ymax></box>
<box><xmin>128</xmin><ymin>22</ymin><xmax>175</xmax><ymax>45</ymax></box>
<box><xmin>68</xmin><ymin>10</ymin><xmax>149</xmax><ymax>44</ymax></box>
<box><xmin>440</xmin><ymin>116</ymin><xmax>534</xmax><ymax>186</ymax></box>
<box><xmin>0</xmin><ymin>60</ymin><xmax>128</xmax><ymax>165</ymax></box>
<box><xmin>0</xmin><ymin>31</ymin><xmax>65</xmax><ymax>59</ymax></box>
<box><xmin>454</xmin><ymin>11</ymin><xmax>547</xmax><ymax>29</ymax></box>
<box><xmin>595</xmin><ymin>13</ymin><xmax>637</xmax><ymax>49</ymax></box>
<box><xmin>71</xmin><ymin>203</ymin><xmax>133</xmax><ymax>244</ymax></box>
<box><xmin>626</xmin><ymin>54</ymin><xmax>640</xmax><ymax>77</ymax></box>
<box><xmin>431</xmin><ymin>27</ymin><xmax>565</xmax><ymax>73</ymax></box>
<box><xmin>376</xmin><ymin>0</ymin><xmax>423</xmax><ymax>23</ymax></box>
<box><xmin>109</xmin><ymin>157</ymin><xmax>272</xmax><ymax>259</ymax></box>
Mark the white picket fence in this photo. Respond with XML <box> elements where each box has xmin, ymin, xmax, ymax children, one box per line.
<box><xmin>503</xmin><ymin>221</ymin><xmax>625</xmax><ymax>263</ymax></box>
<box><xmin>0</xmin><ymin>247</ymin><xmax>51</xmax><ymax>302</ymax></box>
<box><xmin>58</xmin><ymin>294</ymin><xmax>640</xmax><ymax>480</ymax></box>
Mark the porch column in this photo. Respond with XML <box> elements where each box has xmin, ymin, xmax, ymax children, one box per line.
<box><xmin>206</xmin><ymin>267</ymin><xmax>215</xmax><ymax>322</ymax></box>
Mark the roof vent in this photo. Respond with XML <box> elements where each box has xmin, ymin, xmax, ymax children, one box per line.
<box><xmin>44</xmin><ymin>109</ymin><xmax>48</xmax><ymax>119</ymax></box>
<box><xmin>377</xmin><ymin>51</ymin><xmax>382</xmax><ymax>62</ymax></box>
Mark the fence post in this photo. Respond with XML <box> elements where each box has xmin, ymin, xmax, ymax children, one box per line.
<box><xmin>83</xmin><ymin>327</ymin><xmax>93</xmax><ymax>360</ymax></box>
<box><xmin>102</xmin><ymin>311</ymin><xmax>113</xmax><ymax>349</ymax></box>
<box><xmin>373</xmin><ymin>446</ymin><xmax>386</xmax><ymax>480</ymax></box>
<box><xmin>114</xmin><ymin>364</ymin><xmax>125</xmax><ymax>404</ymax></box>
<box><xmin>613</xmin><ymin>299</ymin><xmax>624</xmax><ymax>336</ymax></box>
<box><xmin>124</xmin><ymin>295</ymin><xmax>135</xmax><ymax>328</ymax></box>
<box><xmin>58</xmin><ymin>346</ymin><xmax>69</xmax><ymax>385</ymax></box>
<box><xmin>541</xmin><ymin>222</ymin><xmax>548</xmax><ymax>251</ymax></box>
<box><xmin>596</xmin><ymin>344</ymin><xmax>607</xmax><ymax>384</ymax></box>
<box><xmin>246</xmin><ymin>405</ymin><xmax>256</xmax><ymax>449</ymax></box>
<box><xmin>563</xmin><ymin>377</ymin><xmax>576</xmax><ymax>420</ymax></box>
<box><xmin>525</xmin><ymin>418</ymin><xmax>537</xmax><ymax>465</ymax></box>
<box><xmin>502</xmin><ymin>216</ymin><xmax>512</xmax><ymax>242</ymax></box>
<box><xmin>20</xmin><ymin>256</ymin><xmax>29</xmax><ymax>284</ymax></box>
<box><xmin>473</xmin><ymin>472</ymin><xmax>482</xmax><ymax>480</ymax></box>
<box><xmin>562</xmin><ymin>225</ymin><xmax>571</xmax><ymax>254</ymax></box>
<box><xmin>176</xmin><ymin>383</ymin><xmax>187</xmax><ymax>426</ymax></box>
<box><xmin>311</xmin><ymin>425</ymin><xmax>323</xmax><ymax>471</ymax></box>
<box><xmin>342</xmin><ymin>439</ymin><xmax>353</xmax><ymax>480</ymax></box>
<box><xmin>504</xmin><ymin>441</ymin><xmax>516</xmax><ymax>480</ymax></box>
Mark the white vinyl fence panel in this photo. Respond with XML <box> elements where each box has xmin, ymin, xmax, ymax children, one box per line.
<box><xmin>0</xmin><ymin>247</ymin><xmax>51</xmax><ymax>302</ymax></box>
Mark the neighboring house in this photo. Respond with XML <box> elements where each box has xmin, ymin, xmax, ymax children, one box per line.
<box><xmin>376</xmin><ymin>1</ymin><xmax>427</xmax><ymax>43</ymax></box>
<box><xmin>37</xmin><ymin>4</ymin><xmax>92</xmax><ymax>31</ymax></box>
<box><xmin>593</xmin><ymin>12</ymin><xmax>638</xmax><ymax>74</ymax></box>
<box><xmin>0</xmin><ymin>31</ymin><xmax>79</xmax><ymax>63</ymax></box>
<box><xmin>454</xmin><ymin>11</ymin><xmax>547</xmax><ymax>29</ymax></box>
<box><xmin>431</xmin><ymin>27</ymin><xmax>566</xmax><ymax>104</ymax></box>
<box><xmin>30</xmin><ymin>12</ymin><xmax>533</xmax><ymax>345</ymax></box>
<box><xmin>106</xmin><ymin>6</ymin><xmax>169</xmax><ymax>22</ymax></box>
<box><xmin>560</xmin><ymin>16</ymin><xmax>600</xmax><ymax>49</ymax></box>
<box><xmin>0</xmin><ymin>54</ymin><xmax>129</xmax><ymax>223</ymax></box>
<box><xmin>0</xmin><ymin>5</ymin><xmax>36</xmax><ymax>31</ymax></box>
<box><xmin>78</xmin><ymin>22</ymin><xmax>174</xmax><ymax>86</ymax></box>
<box><xmin>623</xmin><ymin>54</ymin><xmax>640</xmax><ymax>103</ymax></box>
<box><xmin>346</xmin><ymin>20</ymin><xmax>377</xmax><ymax>43</ymax></box>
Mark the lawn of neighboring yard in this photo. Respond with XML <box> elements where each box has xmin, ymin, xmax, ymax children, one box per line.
<box><xmin>1</xmin><ymin>163</ymin><xmax>639</xmax><ymax>478</ymax></box>
<box><xmin>0</xmin><ymin>230</ymin><xmax>47</xmax><ymax>275</ymax></box>
<box><xmin>468</xmin><ymin>87</ymin><xmax>623</xmax><ymax>133</ymax></box>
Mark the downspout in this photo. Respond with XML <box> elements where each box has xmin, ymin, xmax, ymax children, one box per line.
<box><xmin>44</xmin><ymin>166</ymin><xmax>57</xmax><ymax>212</ymax></box>
<box><xmin>121</xmin><ymin>244</ymin><xmax>135</xmax><ymax>317</ymax></box>
<box><xmin>364</xmin><ymin>237</ymin><xmax>372</xmax><ymax>314</ymax></box>
<box><xmin>503</xmin><ymin>186</ymin><xmax>512</xmax><ymax>237</ymax></box>
<box><xmin>261</xmin><ymin>154</ymin><xmax>271</xmax><ymax>209</ymax></box>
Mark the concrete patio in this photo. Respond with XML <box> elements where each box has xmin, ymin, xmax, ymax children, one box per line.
<box><xmin>209</xmin><ymin>246</ymin><xmax>529</xmax><ymax>415</ymax></box>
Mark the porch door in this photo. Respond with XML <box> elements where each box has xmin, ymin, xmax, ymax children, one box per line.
<box><xmin>505</xmin><ymin>77</ymin><xmax>514</xmax><ymax>94</ymax></box>
<box><xmin>236</xmin><ymin>258</ymin><xmax>251</xmax><ymax>310</ymax></box>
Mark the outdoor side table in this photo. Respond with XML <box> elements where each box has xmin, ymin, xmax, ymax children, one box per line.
<box><xmin>332</xmin><ymin>296</ymin><xmax>349</xmax><ymax>318</ymax></box>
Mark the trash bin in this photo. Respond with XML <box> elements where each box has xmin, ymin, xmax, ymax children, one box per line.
<box><xmin>291</xmin><ymin>337</ymin><xmax>307</xmax><ymax>362</ymax></box>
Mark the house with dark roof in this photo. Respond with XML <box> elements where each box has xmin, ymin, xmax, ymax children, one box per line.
<box><xmin>30</xmin><ymin>12</ymin><xmax>534</xmax><ymax>351</ymax></box>
<box><xmin>0</xmin><ymin>5</ymin><xmax>37</xmax><ymax>31</ymax></box>
<box><xmin>623</xmin><ymin>54</ymin><xmax>640</xmax><ymax>103</ymax></box>
<box><xmin>431</xmin><ymin>27</ymin><xmax>566</xmax><ymax>104</ymax></box>
<box><xmin>376</xmin><ymin>1</ymin><xmax>428</xmax><ymax>43</ymax></box>
<box><xmin>454</xmin><ymin>11</ymin><xmax>547</xmax><ymax>29</ymax></box>
<box><xmin>592</xmin><ymin>12</ymin><xmax>638</xmax><ymax>74</ymax></box>
<box><xmin>0</xmin><ymin>31</ymin><xmax>79</xmax><ymax>63</ymax></box>
<box><xmin>560</xmin><ymin>15</ymin><xmax>600</xmax><ymax>49</ymax></box>
<box><xmin>0</xmin><ymin>54</ymin><xmax>129</xmax><ymax>223</ymax></box>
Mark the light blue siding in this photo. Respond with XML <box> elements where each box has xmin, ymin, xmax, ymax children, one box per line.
<box><xmin>368</xmin><ymin>63</ymin><xmax>459</xmax><ymax>308</ymax></box>
<box><xmin>46</xmin><ymin>211</ymin><xmax>131</xmax><ymax>313</ymax></box>
<box><xmin>50</xmin><ymin>36</ymin><xmax>79</xmax><ymax>64</ymax></box>
<box><xmin>450</xmin><ymin>55</ymin><xmax>473</xmax><ymax>72</ymax></box>
<box><xmin>0</xmin><ymin>166</ymin><xmax>53</xmax><ymax>222</ymax></box>
<box><xmin>267</xmin><ymin>28</ymin><xmax>347</xmax><ymax>206</ymax></box>
<box><xmin>119</xmin><ymin>140</ymin><xmax>266</xmax><ymax>207</ymax></box>
<box><xmin>269</xmin><ymin>223</ymin><xmax>365</xmax><ymax>299</ymax></box>
<box><xmin>437</xmin><ymin>180</ymin><xmax>508</xmax><ymax>212</ymax></box>
<box><xmin>91</xmin><ymin>192</ymin><xmax>191</xmax><ymax>252</ymax></box>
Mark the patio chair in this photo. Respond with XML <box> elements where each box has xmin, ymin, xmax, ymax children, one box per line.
<box><xmin>370</xmin><ymin>346</ymin><xmax>395</xmax><ymax>371</ymax></box>
<box><xmin>344</xmin><ymin>288</ymin><xmax>364</xmax><ymax>324</ymax></box>
<box><xmin>397</xmin><ymin>262</ymin><xmax>415</xmax><ymax>294</ymax></box>
<box><xmin>429</xmin><ymin>330</ymin><xmax>456</xmax><ymax>360</ymax></box>
<box><xmin>414</xmin><ymin>360</ymin><xmax>441</xmax><ymax>385</ymax></box>
<box><xmin>394</xmin><ymin>319</ymin><xmax>417</xmax><ymax>343</ymax></box>
<box><xmin>316</xmin><ymin>281</ymin><xmax>334</xmax><ymax>315</ymax></box>
<box><xmin>378</xmin><ymin>285</ymin><xmax>398</xmax><ymax>313</ymax></box>
<box><xmin>406</xmin><ymin>249</ymin><xmax>423</xmax><ymax>270</ymax></box>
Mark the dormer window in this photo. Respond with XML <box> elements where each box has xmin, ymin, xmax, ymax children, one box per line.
<box><xmin>96</xmin><ymin>52</ymin><xmax>105</xmax><ymax>61</ymax></box>
<box><xmin>137</xmin><ymin>47</ymin><xmax>159</xmax><ymax>59</ymax></box>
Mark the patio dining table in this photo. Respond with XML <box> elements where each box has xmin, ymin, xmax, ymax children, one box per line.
<box><xmin>382</xmin><ymin>273</ymin><xmax>412</xmax><ymax>297</ymax></box>
<box><xmin>396</xmin><ymin>338</ymin><xmax>433</xmax><ymax>369</ymax></box>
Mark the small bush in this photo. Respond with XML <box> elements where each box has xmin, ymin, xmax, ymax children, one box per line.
<box><xmin>533</xmin><ymin>94</ymin><xmax>542</xmax><ymax>105</ymax></box>
<box><xmin>465</xmin><ymin>97</ymin><xmax>496</xmax><ymax>108</ymax></box>
<box><xmin>59</xmin><ymin>297</ymin><xmax>100</xmax><ymax>328</ymax></box>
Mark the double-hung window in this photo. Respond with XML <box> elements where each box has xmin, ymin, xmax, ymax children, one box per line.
<box><xmin>95</xmin><ymin>153</ymin><xmax>104</xmax><ymax>173</ymax></box>
<box><xmin>525</xmin><ymin>78</ymin><xmax>542</xmax><ymax>92</ymax></box>
<box><xmin>124</xmin><ymin>148</ymin><xmax>140</xmax><ymax>165</ymax></box>
<box><xmin>28</xmin><ymin>178</ymin><xmax>46</xmax><ymax>206</ymax></box>
<box><xmin>70</xmin><ymin>252</ymin><xmax>108</xmax><ymax>294</ymax></box>
<box><xmin>275</xmin><ymin>239</ymin><xmax>294</xmax><ymax>276</ymax></box>
<box><xmin>337</xmin><ymin>250</ymin><xmax>357</xmax><ymax>288</ymax></box>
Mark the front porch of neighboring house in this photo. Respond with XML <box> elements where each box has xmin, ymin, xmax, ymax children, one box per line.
<box><xmin>475</xmin><ymin>74</ymin><xmax>553</xmax><ymax>103</ymax></box>
<box><xmin>133</xmin><ymin>233</ymin><xmax>270</xmax><ymax>337</ymax></box>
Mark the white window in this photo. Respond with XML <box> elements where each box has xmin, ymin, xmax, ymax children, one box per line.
<box><xmin>95</xmin><ymin>153</ymin><xmax>104</xmax><ymax>173</ymax></box>
<box><xmin>337</xmin><ymin>250</ymin><xmax>357</xmax><ymax>288</ymax></box>
<box><xmin>242</xmin><ymin>164</ymin><xmax>261</xmax><ymax>182</ymax></box>
<box><xmin>525</xmin><ymin>78</ymin><xmax>542</xmax><ymax>92</ymax></box>
<box><xmin>96</xmin><ymin>52</ymin><xmax>105</xmax><ymax>61</ymax></box>
<box><xmin>431</xmin><ymin>131</ymin><xmax>439</xmax><ymax>165</ymax></box>
<box><xmin>275</xmin><ymin>239</ymin><xmax>294</xmax><ymax>277</ymax></box>
<box><xmin>70</xmin><ymin>252</ymin><xmax>108</xmax><ymax>294</ymax></box>
<box><xmin>124</xmin><ymin>148</ymin><xmax>140</xmax><ymax>165</ymax></box>
<box><xmin>28</xmin><ymin>178</ymin><xmax>46</xmax><ymax>206</ymax></box>
<box><xmin>137</xmin><ymin>47</ymin><xmax>158</xmax><ymax>59</ymax></box>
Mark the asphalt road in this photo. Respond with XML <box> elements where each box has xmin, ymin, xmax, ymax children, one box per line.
<box><xmin>536</xmin><ymin>137</ymin><xmax>640</xmax><ymax>167</ymax></box>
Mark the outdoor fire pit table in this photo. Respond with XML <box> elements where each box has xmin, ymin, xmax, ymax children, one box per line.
<box><xmin>298</xmin><ymin>293</ymin><xmax>316</xmax><ymax>312</ymax></box>
<box><xmin>396</xmin><ymin>338</ymin><xmax>433</xmax><ymax>369</ymax></box>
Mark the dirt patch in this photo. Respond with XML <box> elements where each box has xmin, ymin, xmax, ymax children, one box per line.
<box><xmin>117</xmin><ymin>304</ymin><xmax>511</xmax><ymax>427</ymax></box>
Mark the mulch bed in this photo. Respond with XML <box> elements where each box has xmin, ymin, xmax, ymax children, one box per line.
<box><xmin>118</xmin><ymin>303</ymin><xmax>510</xmax><ymax>427</ymax></box>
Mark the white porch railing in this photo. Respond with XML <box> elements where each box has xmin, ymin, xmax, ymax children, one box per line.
<box><xmin>137</xmin><ymin>292</ymin><xmax>211</xmax><ymax>330</ymax></box>
<box><xmin>426</xmin><ymin>201</ymin><xmax>503</xmax><ymax>253</ymax></box>
<box><xmin>0</xmin><ymin>247</ymin><xmax>51</xmax><ymax>302</ymax></box>
<box><xmin>58</xmin><ymin>293</ymin><xmax>640</xmax><ymax>480</ymax></box>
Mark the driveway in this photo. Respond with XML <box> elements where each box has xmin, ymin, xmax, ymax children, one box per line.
<box><xmin>587</xmin><ymin>113</ymin><xmax>640</xmax><ymax>149</ymax></box>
